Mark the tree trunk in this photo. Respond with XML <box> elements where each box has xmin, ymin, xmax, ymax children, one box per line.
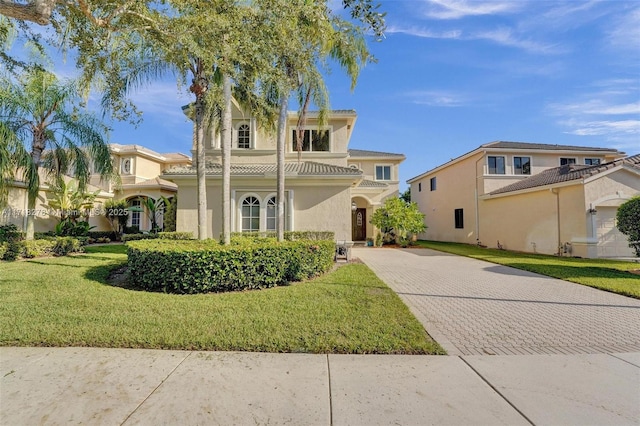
<box><xmin>191</xmin><ymin>62</ymin><xmax>208</xmax><ymax>241</ymax></box>
<box><xmin>276</xmin><ymin>95</ymin><xmax>288</xmax><ymax>242</ymax></box>
<box><xmin>221</xmin><ymin>73</ymin><xmax>232</xmax><ymax>245</ymax></box>
<box><xmin>25</xmin><ymin>137</ymin><xmax>45</xmax><ymax>241</ymax></box>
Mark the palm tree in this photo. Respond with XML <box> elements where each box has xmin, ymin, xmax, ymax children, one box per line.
<box><xmin>0</xmin><ymin>68</ymin><xmax>114</xmax><ymax>240</ymax></box>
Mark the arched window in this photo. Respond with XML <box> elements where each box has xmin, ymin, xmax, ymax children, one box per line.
<box><xmin>241</xmin><ymin>196</ymin><xmax>260</xmax><ymax>232</ymax></box>
<box><xmin>266</xmin><ymin>196</ymin><xmax>277</xmax><ymax>231</ymax></box>
<box><xmin>238</xmin><ymin>123</ymin><xmax>250</xmax><ymax>149</ymax></box>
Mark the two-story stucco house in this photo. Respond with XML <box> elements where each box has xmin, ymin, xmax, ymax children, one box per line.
<box><xmin>408</xmin><ymin>141</ymin><xmax>639</xmax><ymax>258</ymax></box>
<box><xmin>162</xmin><ymin>103</ymin><xmax>405</xmax><ymax>242</ymax></box>
<box><xmin>2</xmin><ymin>144</ymin><xmax>191</xmax><ymax>234</ymax></box>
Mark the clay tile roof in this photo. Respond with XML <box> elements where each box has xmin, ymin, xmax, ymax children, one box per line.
<box><xmin>357</xmin><ymin>179</ymin><xmax>388</xmax><ymax>188</ymax></box>
<box><xmin>162</xmin><ymin>161</ymin><xmax>363</xmax><ymax>177</ymax></box>
<box><xmin>490</xmin><ymin>154</ymin><xmax>640</xmax><ymax>195</ymax></box>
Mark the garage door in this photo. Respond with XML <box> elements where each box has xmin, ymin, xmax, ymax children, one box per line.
<box><xmin>596</xmin><ymin>207</ymin><xmax>635</xmax><ymax>258</ymax></box>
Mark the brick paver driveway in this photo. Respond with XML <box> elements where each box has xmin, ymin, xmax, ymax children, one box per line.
<box><xmin>353</xmin><ymin>247</ymin><xmax>640</xmax><ymax>356</ymax></box>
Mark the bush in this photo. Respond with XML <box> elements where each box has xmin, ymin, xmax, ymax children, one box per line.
<box><xmin>370</xmin><ymin>197</ymin><xmax>426</xmax><ymax>246</ymax></box>
<box><xmin>87</xmin><ymin>231</ymin><xmax>117</xmax><ymax>241</ymax></box>
<box><xmin>157</xmin><ymin>231</ymin><xmax>194</xmax><ymax>240</ymax></box>
<box><xmin>229</xmin><ymin>231</ymin><xmax>335</xmax><ymax>241</ymax></box>
<box><xmin>617</xmin><ymin>196</ymin><xmax>640</xmax><ymax>257</ymax></box>
<box><xmin>0</xmin><ymin>224</ymin><xmax>23</xmax><ymax>243</ymax></box>
<box><xmin>52</xmin><ymin>237</ymin><xmax>83</xmax><ymax>256</ymax></box>
<box><xmin>124</xmin><ymin>226</ymin><xmax>141</xmax><ymax>234</ymax></box>
<box><xmin>22</xmin><ymin>239</ymin><xmax>56</xmax><ymax>258</ymax></box>
<box><xmin>127</xmin><ymin>237</ymin><xmax>335</xmax><ymax>294</ymax></box>
<box><xmin>1</xmin><ymin>240</ymin><xmax>22</xmax><ymax>261</ymax></box>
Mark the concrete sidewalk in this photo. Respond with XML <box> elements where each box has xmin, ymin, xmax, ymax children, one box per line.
<box><xmin>1</xmin><ymin>347</ymin><xmax>639</xmax><ymax>425</ymax></box>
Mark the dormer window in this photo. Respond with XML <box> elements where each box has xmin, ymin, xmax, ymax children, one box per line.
<box><xmin>238</xmin><ymin>123</ymin><xmax>251</xmax><ymax>149</ymax></box>
<box><xmin>291</xmin><ymin>129</ymin><xmax>330</xmax><ymax>152</ymax></box>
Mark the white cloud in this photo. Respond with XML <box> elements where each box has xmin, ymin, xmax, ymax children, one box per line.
<box><xmin>607</xmin><ymin>6</ymin><xmax>640</xmax><ymax>51</ymax></box>
<box><xmin>473</xmin><ymin>27</ymin><xmax>564</xmax><ymax>54</ymax></box>
<box><xmin>421</xmin><ymin>0</ymin><xmax>523</xmax><ymax>20</ymax></box>
<box><xmin>386</xmin><ymin>25</ymin><xmax>462</xmax><ymax>39</ymax></box>
<box><xmin>549</xmin><ymin>100</ymin><xmax>640</xmax><ymax>116</ymax></box>
<box><xmin>562</xmin><ymin>119</ymin><xmax>640</xmax><ymax>136</ymax></box>
<box><xmin>406</xmin><ymin>90</ymin><xmax>469</xmax><ymax>107</ymax></box>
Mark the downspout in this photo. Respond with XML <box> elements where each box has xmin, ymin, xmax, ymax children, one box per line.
<box><xmin>552</xmin><ymin>188</ymin><xmax>561</xmax><ymax>256</ymax></box>
<box><xmin>474</xmin><ymin>152</ymin><xmax>486</xmax><ymax>245</ymax></box>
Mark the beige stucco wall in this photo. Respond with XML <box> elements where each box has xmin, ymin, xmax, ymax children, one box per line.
<box><xmin>3</xmin><ymin>184</ymin><xmax>113</xmax><ymax>233</ymax></box>
<box><xmin>410</xmin><ymin>152</ymin><xmax>482</xmax><ymax>244</ymax></box>
<box><xmin>174</xmin><ymin>178</ymin><xmax>353</xmax><ymax>241</ymax></box>
<box><xmin>480</xmin><ymin>185</ymin><xmax>586</xmax><ymax>255</ymax></box>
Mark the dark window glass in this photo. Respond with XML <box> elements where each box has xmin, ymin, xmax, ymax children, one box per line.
<box><xmin>488</xmin><ymin>156</ymin><xmax>505</xmax><ymax>174</ymax></box>
<box><xmin>584</xmin><ymin>158</ymin><xmax>601</xmax><ymax>165</ymax></box>
<box><xmin>291</xmin><ymin>129</ymin><xmax>329</xmax><ymax>152</ymax></box>
<box><xmin>514</xmin><ymin>157</ymin><xmax>531</xmax><ymax>175</ymax></box>
<box><xmin>454</xmin><ymin>208</ymin><xmax>464</xmax><ymax>229</ymax></box>
<box><xmin>430</xmin><ymin>177</ymin><xmax>437</xmax><ymax>191</ymax></box>
<box><xmin>238</xmin><ymin>124</ymin><xmax>250</xmax><ymax>149</ymax></box>
<box><xmin>376</xmin><ymin>165</ymin><xmax>391</xmax><ymax>180</ymax></box>
<box><xmin>560</xmin><ymin>158</ymin><xmax>576</xmax><ymax>166</ymax></box>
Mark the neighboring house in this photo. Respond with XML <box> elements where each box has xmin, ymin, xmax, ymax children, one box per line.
<box><xmin>408</xmin><ymin>141</ymin><xmax>639</xmax><ymax>258</ymax></box>
<box><xmin>2</xmin><ymin>144</ymin><xmax>191</xmax><ymax>234</ymax></box>
<box><xmin>95</xmin><ymin>144</ymin><xmax>191</xmax><ymax>232</ymax></box>
<box><xmin>162</xmin><ymin>103</ymin><xmax>405</xmax><ymax>241</ymax></box>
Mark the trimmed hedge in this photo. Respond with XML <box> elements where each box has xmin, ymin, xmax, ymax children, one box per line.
<box><xmin>121</xmin><ymin>231</ymin><xmax>194</xmax><ymax>242</ymax></box>
<box><xmin>127</xmin><ymin>237</ymin><xmax>335</xmax><ymax>294</ymax></box>
<box><xmin>229</xmin><ymin>231</ymin><xmax>335</xmax><ymax>241</ymax></box>
<box><xmin>1</xmin><ymin>236</ymin><xmax>83</xmax><ymax>261</ymax></box>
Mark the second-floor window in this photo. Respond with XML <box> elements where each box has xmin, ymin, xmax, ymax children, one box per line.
<box><xmin>291</xmin><ymin>129</ymin><xmax>330</xmax><ymax>152</ymax></box>
<box><xmin>560</xmin><ymin>158</ymin><xmax>576</xmax><ymax>166</ymax></box>
<box><xmin>584</xmin><ymin>158</ymin><xmax>601</xmax><ymax>165</ymax></box>
<box><xmin>375</xmin><ymin>165</ymin><xmax>391</xmax><ymax>181</ymax></box>
<box><xmin>430</xmin><ymin>177</ymin><xmax>437</xmax><ymax>191</ymax></box>
<box><xmin>514</xmin><ymin>156</ymin><xmax>531</xmax><ymax>175</ymax></box>
<box><xmin>488</xmin><ymin>156</ymin><xmax>505</xmax><ymax>174</ymax></box>
<box><xmin>238</xmin><ymin>124</ymin><xmax>251</xmax><ymax>149</ymax></box>
<box><xmin>121</xmin><ymin>158</ymin><xmax>132</xmax><ymax>175</ymax></box>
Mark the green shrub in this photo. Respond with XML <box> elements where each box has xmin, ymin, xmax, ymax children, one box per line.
<box><xmin>127</xmin><ymin>238</ymin><xmax>334</xmax><ymax>294</ymax></box>
<box><xmin>1</xmin><ymin>240</ymin><xmax>22</xmax><ymax>261</ymax></box>
<box><xmin>87</xmin><ymin>231</ymin><xmax>117</xmax><ymax>241</ymax></box>
<box><xmin>157</xmin><ymin>231</ymin><xmax>194</xmax><ymax>240</ymax></box>
<box><xmin>617</xmin><ymin>196</ymin><xmax>640</xmax><ymax>257</ymax></box>
<box><xmin>52</xmin><ymin>237</ymin><xmax>83</xmax><ymax>256</ymax></box>
<box><xmin>121</xmin><ymin>233</ymin><xmax>158</xmax><ymax>242</ymax></box>
<box><xmin>22</xmin><ymin>240</ymin><xmax>56</xmax><ymax>258</ymax></box>
<box><xmin>0</xmin><ymin>224</ymin><xmax>24</xmax><ymax>243</ymax></box>
<box><xmin>229</xmin><ymin>231</ymin><xmax>335</xmax><ymax>241</ymax></box>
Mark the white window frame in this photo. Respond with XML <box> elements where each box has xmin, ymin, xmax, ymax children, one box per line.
<box><xmin>487</xmin><ymin>156</ymin><xmax>505</xmax><ymax>175</ymax></box>
<box><xmin>236</xmin><ymin>192</ymin><xmax>288</xmax><ymax>232</ymax></box>
<box><xmin>239</xmin><ymin>194</ymin><xmax>262</xmax><ymax>232</ymax></box>
<box><xmin>513</xmin><ymin>156</ymin><xmax>531</xmax><ymax>175</ymax></box>
<box><xmin>235</xmin><ymin>121</ymin><xmax>252</xmax><ymax>149</ymax></box>
<box><xmin>560</xmin><ymin>157</ymin><xmax>576</xmax><ymax>166</ymax></box>
<box><xmin>121</xmin><ymin>157</ymin><xmax>133</xmax><ymax>175</ymax></box>
<box><xmin>290</xmin><ymin>126</ymin><xmax>332</xmax><ymax>153</ymax></box>
<box><xmin>375</xmin><ymin>164</ymin><xmax>392</xmax><ymax>181</ymax></box>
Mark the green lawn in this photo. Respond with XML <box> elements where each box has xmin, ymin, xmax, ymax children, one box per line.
<box><xmin>415</xmin><ymin>240</ymin><xmax>640</xmax><ymax>298</ymax></box>
<box><xmin>0</xmin><ymin>245</ymin><xmax>444</xmax><ymax>354</ymax></box>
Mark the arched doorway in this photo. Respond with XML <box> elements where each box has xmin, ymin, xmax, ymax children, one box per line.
<box><xmin>351</xmin><ymin>197</ymin><xmax>369</xmax><ymax>241</ymax></box>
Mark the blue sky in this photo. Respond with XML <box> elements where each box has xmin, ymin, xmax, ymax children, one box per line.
<box><xmin>7</xmin><ymin>1</ymin><xmax>640</xmax><ymax>190</ymax></box>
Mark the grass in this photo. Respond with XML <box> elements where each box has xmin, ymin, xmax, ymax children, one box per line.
<box><xmin>0</xmin><ymin>245</ymin><xmax>444</xmax><ymax>354</ymax></box>
<box><xmin>415</xmin><ymin>240</ymin><xmax>640</xmax><ymax>299</ymax></box>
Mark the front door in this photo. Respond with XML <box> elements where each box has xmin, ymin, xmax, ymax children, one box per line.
<box><xmin>352</xmin><ymin>208</ymin><xmax>366</xmax><ymax>241</ymax></box>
